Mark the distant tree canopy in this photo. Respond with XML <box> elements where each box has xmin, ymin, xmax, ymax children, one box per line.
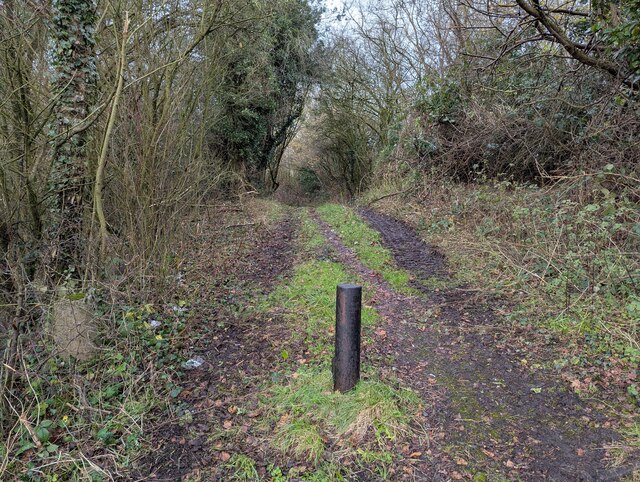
<box><xmin>205</xmin><ymin>0</ymin><xmax>321</xmax><ymax>191</ymax></box>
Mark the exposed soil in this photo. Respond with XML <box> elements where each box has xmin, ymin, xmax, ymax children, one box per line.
<box><xmin>134</xmin><ymin>204</ymin><xmax>637</xmax><ymax>481</ymax></box>
<box><xmin>134</xmin><ymin>210</ymin><xmax>300</xmax><ymax>481</ymax></box>
<box><xmin>358</xmin><ymin>208</ymin><xmax>448</xmax><ymax>283</ymax></box>
<box><xmin>310</xmin><ymin>208</ymin><xmax>638</xmax><ymax>481</ymax></box>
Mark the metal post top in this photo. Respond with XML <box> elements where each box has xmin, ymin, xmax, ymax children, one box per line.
<box><xmin>337</xmin><ymin>283</ymin><xmax>362</xmax><ymax>290</ymax></box>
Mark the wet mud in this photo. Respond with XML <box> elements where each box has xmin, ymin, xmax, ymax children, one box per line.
<box><xmin>310</xmin><ymin>207</ymin><xmax>634</xmax><ymax>481</ymax></box>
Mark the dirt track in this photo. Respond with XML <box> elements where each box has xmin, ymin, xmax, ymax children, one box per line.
<box><xmin>137</xmin><ymin>205</ymin><xmax>637</xmax><ymax>481</ymax></box>
<box><xmin>311</xmin><ymin>207</ymin><xmax>635</xmax><ymax>481</ymax></box>
<box><xmin>136</xmin><ymin>214</ymin><xmax>300</xmax><ymax>481</ymax></box>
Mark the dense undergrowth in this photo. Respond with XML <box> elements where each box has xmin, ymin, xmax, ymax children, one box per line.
<box><xmin>0</xmin><ymin>200</ymin><xmax>288</xmax><ymax>480</ymax></box>
<box><xmin>1</xmin><ymin>299</ymin><xmax>191</xmax><ymax>480</ymax></box>
<box><xmin>363</xmin><ymin>169</ymin><xmax>640</xmax><ymax>405</ymax></box>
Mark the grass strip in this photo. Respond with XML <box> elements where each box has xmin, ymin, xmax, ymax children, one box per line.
<box><xmin>247</xmin><ymin>217</ymin><xmax>421</xmax><ymax>480</ymax></box>
<box><xmin>315</xmin><ymin>204</ymin><xmax>414</xmax><ymax>293</ymax></box>
<box><xmin>269</xmin><ymin>368</ymin><xmax>420</xmax><ymax>463</ymax></box>
<box><xmin>265</xmin><ymin>259</ymin><xmax>378</xmax><ymax>355</ymax></box>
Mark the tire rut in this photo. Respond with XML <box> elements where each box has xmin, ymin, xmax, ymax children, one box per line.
<box><xmin>311</xmin><ymin>207</ymin><xmax>634</xmax><ymax>481</ymax></box>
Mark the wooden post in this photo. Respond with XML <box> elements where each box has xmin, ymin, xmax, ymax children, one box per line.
<box><xmin>333</xmin><ymin>284</ymin><xmax>361</xmax><ymax>392</ymax></box>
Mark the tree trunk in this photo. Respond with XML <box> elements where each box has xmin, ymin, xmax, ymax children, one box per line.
<box><xmin>49</xmin><ymin>0</ymin><xmax>97</xmax><ymax>278</ymax></box>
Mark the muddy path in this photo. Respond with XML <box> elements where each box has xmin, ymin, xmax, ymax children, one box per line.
<box><xmin>310</xmin><ymin>208</ymin><xmax>635</xmax><ymax>481</ymax></box>
<box><xmin>135</xmin><ymin>212</ymin><xmax>300</xmax><ymax>481</ymax></box>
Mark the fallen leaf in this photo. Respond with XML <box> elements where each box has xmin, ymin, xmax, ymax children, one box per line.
<box><xmin>409</xmin><ymin>452</ymin><xmax>422</xmax><ymax>458</ymax></box>
<box><xmin>278</xmin><ymin>413</ymin><xmax>290</xmax><ymax>425</ymax></box>
<box><xmin>220</xmin><ymin>452</ymin><xmax>231</xmax><ymax>462</ymax></box>
<box><xmin>505</xmin><ymin>460</ymin><xmax>515</xmax><ymax>468</ymax></box>
<box><xmin>482</xmin><ymin>449</ymin><xmax>496</xmax><ymax>458</ymax></box>
<box><xmin>223</xmin><ymin>420</ymin><xmax>232</xmax><ymax>429</ymax></box>
<box><xmin>455</xmin><ymin>457</ymin><xmax>468</xmax><ymax>466</ymax></box>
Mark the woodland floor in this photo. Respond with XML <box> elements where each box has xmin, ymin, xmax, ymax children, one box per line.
<box><xmin>134</xmin><ymin>202</ymin><xmax>639</xmax><ymax>481</ymax></box>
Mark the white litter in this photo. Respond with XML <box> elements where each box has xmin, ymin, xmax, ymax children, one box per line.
<box><xmin>183</xmin><ymin>356</ymin><xmax>204</xmax><ymax>369</ymax></box>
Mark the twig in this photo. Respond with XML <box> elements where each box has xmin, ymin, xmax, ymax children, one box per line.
<box><xmin>65</xmin><ymin>401</ymin><xmax>111</xmax><ymax>415</ymax></box>
<box><xmin>224</xmin><ymin>222</ymin><xmax>257</xmax><ymax>229</ymax></box>
<box><xmin>18</xmin><ymin>414</ymin><xmax>42</xmax><ymax>449</ymax></box>
<box><xmin>92</xmin><ymin>11</ymin><xmax>130</xmax><ymax>260</ymax></box>
<box><xmin>190</xmin><ymin>204</ymin><xmax>242</xmax><ymax>211</ymax></box>
<box><xmin>366</xmin><ymin>187</ymin><xmax>415</xmax><ymax>206</ymax></box>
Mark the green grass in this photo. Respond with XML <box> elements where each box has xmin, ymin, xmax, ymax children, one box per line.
<box><xmin>266</xmin><ymin>461</ymin><xmax>347</xmax><ymax>482</ymax></box>
<box><xmin>625</xmin><ymin>423</ymin><xmax>640</xmax><ymax>448</ymax></box>
<box><xmin>265</xmin><ymin>259</ymin><xmax>379</xmax><ymax>355</ymax></box>
<box><xmin>315</xmin><ymin>204</ymin><xmax>414</xmax><ymax>293</ymax></box>
<box><xmin>226</xmin><ymin>453</ymin><xmax>260</xmax><ymax>481</ymax></box>
<box><xmin>299</xmin><ymin>208</ymin><xmax>330</xmax><ymax>255</ymax></box>
<box><xmin>266</xmin><ymin>367</ymin><xmax>419</xmax><ymax>463</ymax></box>
<box><xmin>273</xmin><ymin>418</ymin><xmax>326</xmax><ymax>463</ymax></box>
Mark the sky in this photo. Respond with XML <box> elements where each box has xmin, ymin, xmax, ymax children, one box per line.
<box><xmin>326</xmin><ymin>0</ymin><xmax>344</xmax><ymax>8</ymax></box>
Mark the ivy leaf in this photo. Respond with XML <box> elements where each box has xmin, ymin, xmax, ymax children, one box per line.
<box><xmin>46</xmin><ymin>443</ymin><xmax>59</xmax><ymax>453</ymax></box>
<box><xmin>97</xmin><ymin>428</ymin><xmax>115</xmax><ymax>445</ymax></box>
<box><xmin>35</xmin><ymin>426</ymin><xmax>50</xmax><ymax>443</ymax></box>
<box><xmin>40</xmin><ymin>419</ymin><xmax>54</xmax><ymax>428</ymax></box>
<box><xmin>14</xmin><ymin>443</ymin><xmax>36</xmax><ymax>457</ymax></box>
